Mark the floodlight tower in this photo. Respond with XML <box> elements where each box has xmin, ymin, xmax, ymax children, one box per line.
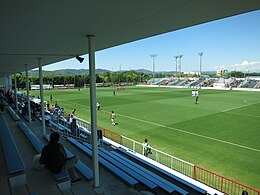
<box><xmin>174</xmin><ymin>56</ymin><xmax>178</xmax><ymax>77</ymax></box>
<box><xmin>179</xmin><ymin>55</ymin><xmax>183</xmax><ymax>77</ymax></box>
<box><xmin>150</xmin><ymin>54</ymin><xmax>158</xmax><ymax>84</ymax></box>
<box><xmin>198</xmin><ymin>52</ymin><xmax>203</xmax><ymax>76</ymax></box>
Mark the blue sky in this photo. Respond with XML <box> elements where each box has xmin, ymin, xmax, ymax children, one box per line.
<box><xmin>44</xmin><ymin>10</ymin><xmax>260</xmax><ymax>73</ymax></box>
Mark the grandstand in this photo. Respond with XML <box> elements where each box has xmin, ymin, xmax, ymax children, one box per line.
<box><xmin>1</xmin><ymin>1</ymin><xmax>260</xmax><ymax>194</ymax></box>
<box><xmin>147</xmin><ymin>76</ymin><xmax>260</xmax><ymax>91</ymax></box>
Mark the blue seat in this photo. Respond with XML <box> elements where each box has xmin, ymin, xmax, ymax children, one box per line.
<box><xmin>7</xmin><ymin>106</ymin><xmax>20</xmax><ymax>121</ymax></box>
<box><xmin>95</xmin><ymin>147</ymin><xmax>158</xmax><ymax>190</ymax></box>
<box><xmin>18</xmin><ymin>122</ymin><xmax>69</xmax><ymax>181</ymax></box>
<box><xmin>18</xmin><ymin>122</ymin><xmax>44</xmax><ymax>153</ymax></box>
<box><xmin>83</xmin><ymin>142</ymin><xmax>159</xmax><ymax>190</ymax></box>
<box><xmin>116</xmin><ymin>147</ymin><xmax>207</xmax><ymax>194</ymax></box>
<box><xmin>67</xmin><ymin>137</ymin><xmax>138</xmax><ymax>186</ymax></box>
<box><xmin>108</xmin><ymin>149</ymin><xmax>188</xmax><ymax>194</ymax></box>
<box><xmin>0</xmin><ymin>115</ymin><xmax>25</xmax><ymax>175</ymax></box>
<box><xmin>44</xmin><ymin>134</ymin><xmax>93</xmax><ymax>181</ymax></box>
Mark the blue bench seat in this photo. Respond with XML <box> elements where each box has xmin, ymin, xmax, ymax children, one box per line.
<box><xmin>107</xmin><ymin>149</ymin><xmax>188</xmax><ymax>194</ymax></box>
<box><xmin>7</xmin><ymin>106</ymin><xmax>20</xmax><ymax>121</ymax></box>
<box><xmin>0</xmin><ymin>115</ymin><xmax>25</xmax><ymax>175</ymax></box>
<box><xmin>83</xmin><ymin>142</ymin><xmax>159</xmax><ymax>190</ymax></box>
<box><xmin>67</xmin><ymin>137</ymin><xmax>138</xmax><ymax>187</ymax></box>
<box><xmin>116</xmin><ymin>147</ymin><xmax>207</xmax><ymax>194</ymax></box>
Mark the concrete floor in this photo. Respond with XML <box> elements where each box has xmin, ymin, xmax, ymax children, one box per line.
<box><xmin>0</xmin><ymin>111</ymin><xmax>150</xmax><ymax>195</ymax></box>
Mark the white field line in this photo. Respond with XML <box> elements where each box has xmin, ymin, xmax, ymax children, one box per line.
<box><xmin>113</xmin><ymin>112</ymin><xmax>260</xmax><ymax>152</ymax></box>
<box><xmin>222</xmin><ymin>99</ymin><xmax>260</xmax><ymax>113</ymax></box>
<box><xmin>57</xmin><ymin>97</ymin><xmax>260</xmax><ymax>152</ymax></box>
<box><xmin>224</xmin><ymin>111</ymin><xmax>260</xmax><ymax>118</ymax></box>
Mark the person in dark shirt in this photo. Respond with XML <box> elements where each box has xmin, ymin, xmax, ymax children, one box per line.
<box><xmin>40</xmin><ymin>132</ymin><xmax>82</xmax><ymax>184</ymax></box>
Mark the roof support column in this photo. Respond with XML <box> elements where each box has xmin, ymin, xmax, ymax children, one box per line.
<box><xmin>14</xmin><ymin>70</ymin><xmax>18</xmax><ymax>111</ymax></box>
<box><xmin>25</xmin><ymin>64</ymin><xmax>32</xmax><ymax>122</ymax></box>
<box><xmin>88</xmin><ymin>35</ymin><xmax>99</xmax><ymax>188</ymax></box>
<box><xmin>7</xmin><ymin>75</ymin><xmax>11</xmax><ymax>92</ymax></box>
<box><xmin>38</xmin><ymin>58</ymin><xmax>46</xmax><ymax>135</ymax></box>
<box><xmin>5</xmin><ymin>75</ymin><xmax>8</xmax><ymax>94</ymax></box>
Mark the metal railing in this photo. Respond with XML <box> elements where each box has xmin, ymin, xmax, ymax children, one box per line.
<box><xmin>49</xmin><ymin>114</ymin><xmax>260</xmax><ymax>195</ymax></box>
<box><xmin>121</xmin><ymin>135</ymin><xmax>194</xmax><ymax>177</ymax></box>
<box><xmin>194</xmin><ymin>166</ymin><xmax>260</xmax><ymax>195</ymax></box>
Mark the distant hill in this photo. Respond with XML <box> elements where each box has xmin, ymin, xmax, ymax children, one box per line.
<box><xmin>28</xmin><ymin>69</ymin><xmax>110</xmax><ymax>76</ymax></box>
<box><xmin>27</xmin><ymin>68</ymin><xmax>216</xmax><ymax>76</ymax></box>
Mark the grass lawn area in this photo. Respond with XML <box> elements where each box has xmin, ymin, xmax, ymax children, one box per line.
<box><xmin>30</xmin><ymin>86</ymin><xmax>260</xmax><ymax>189</ymax></box>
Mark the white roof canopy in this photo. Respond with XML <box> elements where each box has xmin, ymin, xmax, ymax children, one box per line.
<box><xmin>1</xmin><ymin>0</ymin><xmax>260</xmax><ymax>74</ymax></box>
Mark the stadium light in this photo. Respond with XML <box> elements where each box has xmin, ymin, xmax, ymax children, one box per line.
<box><xmin>174</xmin><ymin>56</ymin><xmax>178</xmax><ymax>77</ymax></box>
<box><xmin>150</xmin><ymin>54</ymin><xmax>158</xmax><ymax>84</ymax></box>
<box><xmin>178</xmin><ymin>55</ymin><xmax>183</xmax><ymax>77</ymax></box>
<box><xmin>198</xmin><ymin>52</ymin><xmax>203</xmax><ymax>76</ymax></box>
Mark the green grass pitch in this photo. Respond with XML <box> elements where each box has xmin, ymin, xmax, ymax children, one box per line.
<box><xmin>31</xmin><ymin>86</ymin><xmax>260</xmax><ymax>189</ymax></box>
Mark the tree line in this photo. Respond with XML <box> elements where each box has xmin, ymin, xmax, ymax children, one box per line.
<box><xmin>13</xmin><ymin>70</ymin><xmax>260</xmax><ymax>89</ymax></box>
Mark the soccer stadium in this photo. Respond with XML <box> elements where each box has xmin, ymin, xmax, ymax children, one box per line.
<box><xmin>1</xmin><ymin>1</ymin><xmax>260</xmax><ymax>195</ymax></box>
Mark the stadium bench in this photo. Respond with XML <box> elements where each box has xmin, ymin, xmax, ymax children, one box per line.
<box><xmin>44</xmin><ymin>134</ymin><xmax>93</xmax><ymax>181</ymax></box>
<box><xmin>116</xmin><ymin>147</ymin><xmax>207</xmax><ymax>194</ymax></box>
<box><xmin>0</xmin><ymin>114</ymin><xmax>26</xmax><ymax>185</ymax></box>
<box><xmin>108</xmin><ymin>149</ymin><xmax>188</xmax><ymax>194</ymax></box>
<box><xmin>67</xmin><ymin>137</ymin><xmax>138</xmax><ymax>187</ymax></box>
<box><xmin>49</xmin><ymin>120</ymin><xmax>71</xmax><ymax>134</ymax></box>
<box><xmin>18</xmin><ymin>122</ymin><xmax>44</xmax><ymax>153</ymax></box>
<box><xmin>7</xmin><ymin>106</ymin><xmax>20</xmax><ymax>121</ymax></box>
<box><xmin>78</xmin><ymin>126</ymin><xmax>111</xmax><ymax>146</ymax></box>
<box><xmin>18</xmin><ymin>122</ymin><xmax>70</xmax><ymax>183</ymax></box>
<box><xmin>82</xmin><ymin>141</ymin><xmax>158</xmax><ymax>189</ymax></box>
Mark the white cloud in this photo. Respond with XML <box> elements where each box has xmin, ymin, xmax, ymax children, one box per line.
<box><xmin>214</xmin><ymin>60</ymin><xmax>260</xmax><ymax>72</ymax></box>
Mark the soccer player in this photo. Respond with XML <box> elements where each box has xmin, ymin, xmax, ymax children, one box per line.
<box><xmin>96</xmin><ymin>102</ymin><xmax>101</xmax><ymax>110</ymax></box>
<box><xmin>110</xmin><ymin>111</ymin><xmax>116</xmax><ymax>126</ymax></box>
<box><xmin>195</xmin><ymin>95</ymin><xmax>199</xmax><ymax>104</ymax></box>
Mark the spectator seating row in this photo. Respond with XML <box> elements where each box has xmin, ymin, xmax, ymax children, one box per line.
<box><xmin>104</xmin><ymin>149</ymin><xmax>187</xmax><ymax>194</ymax></box>
<box><xmin>116</xmin><ymin>147</ymin><xmax>207</xmax><ymax>194</ymax></box>
<box><xmin>83</xmin><ymin>141</ymin><xmax>188</xmax><ymax>194</ymax></box>
<box><xmin>0</xmin><ymin>114</ymin><xmax>27</xmax><ymax>193</ymax></box>
<box><xmin>67</xmin><ymin>137</ymin><xmax>138</xmax><ymax>187</ymax></box>
<box><xmin>7</xmin><ymin>106</ymin><xmax>20</xmax><ymax>121</ymax></box>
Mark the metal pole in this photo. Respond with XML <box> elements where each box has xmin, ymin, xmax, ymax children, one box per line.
<box><xmin>25</xmin><ymin>64</ymin><xmax>31</xmax><ymax>122</ymax></box>
<box><xmin>38</xmin><ymin>58</ymin><xmax>46</xmax><ymax>135</ymax></box>
<box><xmin>14</xmin><ymin>70</ymin><xmax>18</xmax><ymax>111</ymax></box>
<box><xmin>150</xmin><ymin>54</ymin><xmax>158</xmax><ymax>84</ymax></box>
<box><xmin>198</xmin><ymin>52</ymin><xmax>203</xmax><ymax>76</ymax></box>
<box><xmin>174</xmin><ymin>56</ymin><xmax>178</xmax><ymax>77</ymax></box>
<box><xmin>153</xmin><ymin>58</ymin><xmax>155</xmax><ymax>84</ymax></box>
<box><xmin>179</xmin><ymin>55</ymin><xmax>183</xmax><ymax>78</ymax></box>
<box><xmin>88</xmin><ymin>35</ymin><xmax>99</xmax><ymax>188</ymax></box>
<box><xmin>7</xmin><ymin>75</ymin><xmax>10</xmax><ymax>92</ymax></box>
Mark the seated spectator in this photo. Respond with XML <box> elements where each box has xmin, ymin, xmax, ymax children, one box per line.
<box><xmin>40</xmin><ymin>132</ymin><xmax>82</xmax><ymax>184</ymax></box>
